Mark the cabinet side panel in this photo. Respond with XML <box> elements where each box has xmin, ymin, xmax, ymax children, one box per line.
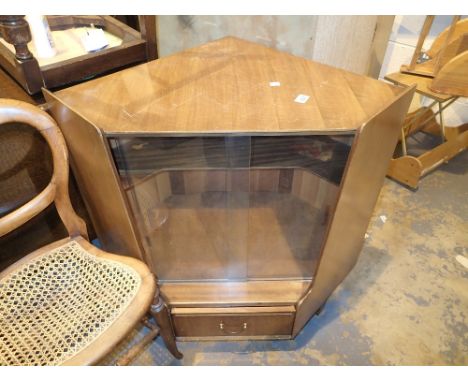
<box><xmin>42</xmin><ymin>90</ymin><xmax>145</xmax><ymax>261</ymax></box>
<box><xmin>293</xmin><ymin>86</ymin><xmax>415</xmax><ymax>337</ymax></box>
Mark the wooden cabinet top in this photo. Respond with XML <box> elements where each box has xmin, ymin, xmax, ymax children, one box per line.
<box><xmin>50</xmin><ymin>37</ymin><xmax>404</xmax><ymax>135</ymax></box>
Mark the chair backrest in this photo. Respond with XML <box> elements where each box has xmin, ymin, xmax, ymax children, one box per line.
<box><xmin>0</xmin><ymin>98</ymin><xmax>88</xmax><ymax>239</ymax></box>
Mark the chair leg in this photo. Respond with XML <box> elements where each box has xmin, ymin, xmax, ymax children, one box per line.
<box><xmin>115</xmin><ymin>322</ymin><xmax>160</xmax><ymax>366</ymax></box>
<box><xmin>150</xmin><ymin>290</ymin><xmax>183</xmax><ymax>359</ymax></box>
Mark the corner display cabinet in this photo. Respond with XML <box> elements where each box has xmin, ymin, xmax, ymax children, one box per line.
<box><xmin>43</xmin><ymin>37</ymin><xmax>414</xmax><ymax>340</ymax></box>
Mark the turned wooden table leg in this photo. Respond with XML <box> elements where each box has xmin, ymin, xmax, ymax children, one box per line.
<box><xmin>0</xmin><ymin>15</ymin><xmax>43</xmax><ymax>94</ymax></box>
<box><xmin>0</xmin><ymin>15</ymin><xmax>33</xmax><ymax>60</ymax></box>
<box><xmin>150</xmin><ymin>290</ymin><xmax>183</xmax><ymax>359</ymax></box>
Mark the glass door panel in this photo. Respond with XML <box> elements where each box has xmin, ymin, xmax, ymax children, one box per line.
<box><xmin>109</xmin><ymin>134</ymin><xmax>353</xmax><ymax>283</ymax></box>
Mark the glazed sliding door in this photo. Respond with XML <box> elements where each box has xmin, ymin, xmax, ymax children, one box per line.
<box><xmin>109</xmin><ymin>133</ymin><xmax>353</xmax><ymax>283</ymax></box>
<box><xmin>245</xmin><ymin>135</ymin><xmax>352</xmax><ymax>280</ymax></box>
<box><xmin>110</xmin><ymin>136</ymin><xmax>252</xmax><ymax>282</ymax></box>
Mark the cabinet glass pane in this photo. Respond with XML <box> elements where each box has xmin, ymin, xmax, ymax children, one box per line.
<box><xmin>110</xmin><ymin>134</ymin><xmax>353</xmax><ymax>282</ymax></box>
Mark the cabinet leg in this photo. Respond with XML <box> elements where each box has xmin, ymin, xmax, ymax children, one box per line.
<box><xmin>150</xmin><ymin>291</ymin><xmax>183</xmax><ymax>359</ymax></box>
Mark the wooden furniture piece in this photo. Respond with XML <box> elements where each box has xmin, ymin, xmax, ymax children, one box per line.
<box><xmin>401</xmin><ymin>16</ymin><xmax>468</xmax><ymax>97</ymax></box>
<box><xmin>0</xmin><ymin>99</ymin><xmax>181</xmax><ymax>365</ymax></box>
<box><xmin>0</xmin><ymin>15</ymin><xmax>155</xmax><ymax>266</ymax></box>
<box><xmin>384</xmin><ymin>16</ymin><xmax>468</xmax><ymax>189</ymax></box>
<box><xmin>0</xmin><ymin>15</ymin><xmax>157</xmax><ymax>95</ymax></box>
<box><xmin>385</xmin><ymin>72</ymin><xmax>468</xmax><ymax>189</ymax></box>
<box><xmin>0</xmin><ymin>65</ymin><xmax>96</xmax><ymax>272</ymax></box>
<box><xmin>43</xmin><ymin>37</ymin><xmax>414</xmax><ymax>340</ymax></box>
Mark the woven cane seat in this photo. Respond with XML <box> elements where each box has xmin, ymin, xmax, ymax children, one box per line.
<box><xmin>0</xmin><ymin>240</ymin><xmax>142</xmax><ymax>366</ymax></box>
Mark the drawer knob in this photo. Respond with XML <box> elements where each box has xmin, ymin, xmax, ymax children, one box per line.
<box><xmin>219</xmin><ymin>321</ymin><xmax>247</xmax><ymax>334</ymax></box>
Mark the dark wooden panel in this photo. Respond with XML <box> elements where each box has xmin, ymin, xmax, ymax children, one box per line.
<box><xmin>42</xmin><ymin>41</ymin><xmax>147</xmax><ymax>89</ymax></box>
<box><xmin>173</xmin><ymin>307</ymin><xmax>295</xmax><ymax>338</ymax></box>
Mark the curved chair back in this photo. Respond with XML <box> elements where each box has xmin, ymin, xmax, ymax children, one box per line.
<box><xmin>0</xmin><ymin>99</ymin><xmax>88</xmax><ymax>239</ymax></box>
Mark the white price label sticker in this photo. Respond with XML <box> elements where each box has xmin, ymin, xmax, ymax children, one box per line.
<box><xmin>269</xmin><ymin>81</ymin><xmax>281</xmax><ymax>87</ymax></box>
<box><xmin>294</xmin><ymin>94</ymin><xmax>310</xmax><ymax>104</ymax></box>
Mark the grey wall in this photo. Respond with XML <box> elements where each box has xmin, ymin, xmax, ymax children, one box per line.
<box><xmin>157</xmin><ymin>16</ymin><xmax>392</xmax><ymax>76</ymax></box>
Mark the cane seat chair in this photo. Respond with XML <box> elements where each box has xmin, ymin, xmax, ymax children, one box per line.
<box><xmin>0</xmin><ymin>99</ymin><xmax>181</xmax><ymax>365</ymax></box>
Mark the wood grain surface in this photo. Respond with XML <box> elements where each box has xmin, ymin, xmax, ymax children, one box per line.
<box><xmin>52</xmin><ymin>37</ymin><xmax>404</xmax><ymax>135</ymax></box>
<box><xmin>160</xmin><ymin>280</ymin><xmax>310</xmax><ymax>308</ymax></box>
<box><xmin>293</xmin><ymin>86</ymin><xmax>415</xmax><ymax>336</ymax></box>
<box><xmin>45</xmin><ymin>37</ymin><xmax>413</xmax><ymax>340</ymax></box>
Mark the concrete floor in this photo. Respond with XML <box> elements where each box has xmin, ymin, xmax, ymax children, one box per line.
<box><xmin>103</xmin><ymin>150</ymin><xmax>467</xmax><ymax>366</ymax></box>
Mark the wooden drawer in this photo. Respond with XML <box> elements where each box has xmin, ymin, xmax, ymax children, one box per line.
<box><xmin>171</xmin><ymin>306</ymin><xmax>295</xmax><ymax>340</ymax></box>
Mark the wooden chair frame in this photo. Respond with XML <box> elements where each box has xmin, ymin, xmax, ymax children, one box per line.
<box><xmin>384</xmin><ymin>16</ymin><xmax>468</xmax><ymax>189</ymax></box>
<box><xmin>0</xmin><ymin>99</ymin><xmax>182</xmax><ymax>365</ymax></box>
<box><xmin>384</xmin><ymin>74</ymin><xmax>468</xmax><ymax>189</ymax></box>
<box><xmin>400</xmin><ymin>16</ymin><xmax>468</xmax><ymax>97</ymax></box>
